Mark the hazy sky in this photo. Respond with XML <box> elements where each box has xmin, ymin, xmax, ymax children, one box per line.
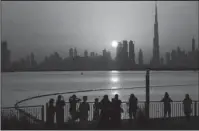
<box><xmin>2</xmin><ymin>1</ymin><xmax>198</xmax><ymax>63</ymax></box>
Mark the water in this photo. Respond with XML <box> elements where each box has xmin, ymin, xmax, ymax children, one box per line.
<box><xmin>1</xmin><ymin>71</ymin><xmax>198</xmax><ymax>107</ymax></box>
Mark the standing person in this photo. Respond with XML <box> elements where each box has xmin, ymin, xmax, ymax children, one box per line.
<box><xmin>161</xmin><ymin>92</ymin><xmax>173</xmax><ymax>118</ymax></box>
<box><xmin>79</xmin><ymin>96</ymin><xmax>90</xmax><ymax>129</ymax></box>
<box><xmin>56</xmin><ymin>95</ymin><xmax>65</xmax><ymax>129</ymax></box>
<box><xmin>128</xmin><ymin>94</ymin><xmax>138</xmax><ymax>120</ymax></box>
<box><xmin>98</xmin><ymin>95</ymin><xmax>111</xmax><ymax>129</ymax></box>
<box><xmin>93</xmin><ymin>98</ymin><xmax>100</xmax><ymax>121</ymax></box>
<box><xmin>46</xmin><ymin>98</ymin><xmax>55</xmax><ymax>129</ymax></box>
<box><xmin>69</xmin><ymin>94</ymin><xmax>81</xmax><ymax>121</ymax></box>
<box><xmin>183</xmin><ymin>94</ymin><xmax>192</xmax><ymax>121</ymax></box>
<box><xmin>111</xmin><ymin>94</ymin><xmax>122</xmax><ymax>129</ymax></box>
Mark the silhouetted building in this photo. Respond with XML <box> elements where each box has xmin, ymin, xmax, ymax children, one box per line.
<box><xmin>152</xmin><ymin>3</ymin><xmax>160</xmax><ymax>66</ymax></box>
<box><xmin>129</xmin><ymin>40</ymin><xmax>135</xmax><ymax>64</ymax></box>
<box><xmin>1</xmin><ymin>41</ymin><xmax>11</xmax><ymax>71</ymax></box>
<box><xmin>90</xmin><ymin>52</ymin><xmax>95</xmax><ymax>57</ymax></box>
<box><xmin>138</xmin><ymin>49</ymin><xmax>143</xmax><ymax>65</ymax></box>
<box><xmin>192</xmin><ymin>37</ymin><xmax>195</xmax><ymax>52</ymax></box>
<box><xmin>74</xmin><ymin>48</ymin><xmax>77</xmax><ymax>57</ymax></box>
<box><xmin>116</xmin><ymin>42</ymin><xmax>123</xmax><ymax>61</ymax></box>
<box><xmin>122</xmin><ymin>40</ymin><xmax>128</xmax><ymax>59</ymax></box>
<box><xmin>103</xmin><ymin>49</ymin><xmax>107</xmax><ymax>57</ymax></box>
<box><xmin>30</xmin><ymin>52</ymin><xmax>37</xmax><ymax>68</ymax></box>
<box><xmin>69</xmin><ymin>48</ymin><xmax>74</xmax><ymax>58</ymax></box>
<box><xmin>171</xmin><ymin>50</ymin><xmax>177</xmax><ymax>64</ymax></box>
<box><xmin>165</xmin><ymin>52</ymin><xmax>170</xmax><ymax>65</ymax></box>
<box><xmin>84</xmin><ymin>50</ymin><xmax>88</xmax><ymax>57</ymax></box>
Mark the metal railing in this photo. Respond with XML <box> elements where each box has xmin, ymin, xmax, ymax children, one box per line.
<box><xmin>1</xmin><ymin>105</ymin><xmax>44</xmax><ymax>124</ymax></box>
<box><xmin>2</xmin><ymin>101</ymin><xmax>199</xmax><ymax>124</ymax></box>
<box><xmin>47</xmin><ymin>101</ymin><xmax>199</xmax><ymax>122</ymax></box>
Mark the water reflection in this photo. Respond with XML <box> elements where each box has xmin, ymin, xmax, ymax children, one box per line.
<box><xmin>110</xmin><ymin>77</ymin><xmax>119</xmax><ymax>83</ymax></box>
<box><xmin>111</xmin><ymin>90</ymin><xmax>120</xmax><ymax>96</ymax></box>
<box><xmin>111</xmin><ymin>70</ymin><xmax>119</xmax><ymax>73</ymax></box>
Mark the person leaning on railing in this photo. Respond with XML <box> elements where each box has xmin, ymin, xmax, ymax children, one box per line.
<box><xmin>46</xmin><ymin>98</ymin><xmax>55</xmax><ymax>128</ymax></box>
<box><xmin>128</xmin><ymin>94</ymin><xmax>138</xmax><ymax>120</ymax></box>
<box><xmin>93</xmin><ymin>98</ymin><xmax>100</xmax><ymax>121</ymax></box>
<box><xmin>79</xmin><ymin>96</ymin><xmax>90</xmax><ymax>128</ymax></box>
<box><xmin>183</xmin><ymin>94</ymin><xmax>192</xmax><ymax>121</ymax></box>
<box><xmin>160</xmin><ymin>92</ymin><xmax>173</xmax><ymax>118</ymax></box>
<box><xmin>69</xmin><ymin>94</ymin><xmax>81</xmax><ymax>121</ymax></box>
<box><xmin>56</xmin><ymin>95</ymin><xmax>65</xmax><ymax>128</ymax></box>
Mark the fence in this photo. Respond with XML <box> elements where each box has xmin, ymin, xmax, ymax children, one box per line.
<box><xmin>2</xmin><ymin>101</ymin><xmax>199</xmax><ymax>124</ymax></box>
<box><xmin>1</xmin><ymin>105</ymin><xmax>44</xmax><ymax>124</ymax></box>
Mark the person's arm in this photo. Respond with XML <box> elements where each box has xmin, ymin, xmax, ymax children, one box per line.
<box><xmin>161</xmin><ymin>98</ymin><xmax>164</xmax><ymax>102</ymax></box>
<box><xmin>170</xmin><ymin>98</ymin><xmax>173</xmax><ymax>102</ymax></box>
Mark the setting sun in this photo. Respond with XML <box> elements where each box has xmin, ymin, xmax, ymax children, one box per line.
<box><xmin>111</xmin><ymin>40</ymin><xmax>118</xmax><ymax>48</ymax></box>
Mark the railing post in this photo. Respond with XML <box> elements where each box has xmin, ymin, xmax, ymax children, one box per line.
<box><xmin>41</xmin><ymin>105</ymin><xmax>44</xmax><ymax>122</ymax></box>
<box><xmin>194</xmin><ymin>101</ymin><xmax>197</xmax><ymax>117</ymax></box>
<box><xmin>145</xmin><ymin>69</ymin><xmax>150</xmax><ymax>119</ymax></box>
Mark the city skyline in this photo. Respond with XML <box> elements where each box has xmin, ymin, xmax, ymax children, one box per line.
<box><xmin>2</xmin><ymin>1</ymin><xmax>198</xmax><ymax>63</ymax></box>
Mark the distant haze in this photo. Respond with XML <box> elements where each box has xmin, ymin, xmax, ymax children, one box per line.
<box><xmin>2</xmin><ymin>1</ymin><xmax>198</xmax><ymax>63</ymax></box>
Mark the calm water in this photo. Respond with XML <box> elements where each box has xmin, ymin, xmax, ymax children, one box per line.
<box><xmin>1</xmin><ymin>71</ymin><xmax>198</xmax><ymax>107</ymax></box>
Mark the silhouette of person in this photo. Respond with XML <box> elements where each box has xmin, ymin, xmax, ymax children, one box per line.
<box><xmin>111</xmin><ymin>94</ymin><xmax>122</xmax><ymax>129</ymax></box>
<box><xmin>46</xmin><ymin>98</ymin><xmax>55</xmax><ymax>129</ymax></box>
<box><xmin>183</xmin><ymin>94</ymin><xmax>192</xmax><ymax>121</ymax></box>
<box><xmin>56</xmin><ymin>95</ymin><xmax>65</xmax><ymax>129</ymax></box>
<box><xmin>79</xmin><ymin>96</ymin><xmax>90</xmax><ymax>128</ymax></box>
<box><xmin>161</xmin><ymin>92</ymin><xmax>173</xmax><ymax>118</ymax></box>
<box><xmin>69</xmin><ymin>94</ymin><xmax>81</xmax><ymax>121</ymax></box>
<box><xmin>93</xmin><ymin>98</ymin><xmax>100</xmax><ymax>121</ymax></box>
<box><xmin>98</xmin><ymin>95</ymin><xmax>111</xmax><ymax>129</ymax></box>
<box><xmin>128</xmin><ymin>94</ymin><xmax>138</xmax><ymax>120</ymax></box>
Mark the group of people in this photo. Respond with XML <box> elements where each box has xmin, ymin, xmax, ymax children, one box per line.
<box><xmin>45</xmin><ymin>92</ymin><xmax>193</xmax><ymax>129</ymax></box>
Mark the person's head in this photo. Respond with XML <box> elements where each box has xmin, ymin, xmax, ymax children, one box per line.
<box><xmin>72</xmin><ymin>94</ymin><xmax>76</xmax><ymax>99</ymax></box>
<box><xmin>164</xmin><ymin>92</ymin><xmax>169</xmax><ymax>98</ymax></box>
<box><xmin>83</xmin><ymin>96</ymin><xmax>87</xmax><ymax>102</ymax></box>
<box><xmin>115</xmin><ymin>94</ymin><xmax>119</xmax><ymax>100</ymax></box>
<box><xmin>95</xmin><ymin>98</ymin><xmax>99</xmax><ymax>103</ymax></box>
<box><xmin>57</xmin><ymin>95</ymin><xmax>62</xmax><ymax>101</ymax></box>
<box><xmin>130</xmin><ymin>94</ymin><xmax>135</xmax><ymax>99</ymax></box>
<box><xmin>104</xmin><ymin>95</ymin><xmax>109</xmax><ymax>101</ymax></box>
<box><xmin>49</xmin><ymin>98</ymin><xmax>54</xmax><ymax>105</ymax></box>
<box><xmin>185</xmin><ymin>94</ymin><xmax>189</xmax><ymax>99</ymax></box>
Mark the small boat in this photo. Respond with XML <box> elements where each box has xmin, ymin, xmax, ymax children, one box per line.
<box><xmin>81</xmin><ymin>72</ymin><xmax>83</xmax><ymax>75</ymax></box>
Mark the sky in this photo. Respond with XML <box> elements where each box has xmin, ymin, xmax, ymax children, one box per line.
<box><xmin>2</xmin><ymin>1</ymin><xmax>198</xmax><ymax>63</ymax></box>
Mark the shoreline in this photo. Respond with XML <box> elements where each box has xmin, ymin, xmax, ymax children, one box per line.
<box><xmin>2</xmin><ymin>68</ymin><xmax>199</xmax><ymax>73</ymax></box>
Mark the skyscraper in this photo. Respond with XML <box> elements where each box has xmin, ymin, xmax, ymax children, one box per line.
<box><xmin>84</xmin><ymin>50</ymin><xmax>88</xmax><ymax>57</ymax></box>
<box><xmin>74</xmin><ymin>48</ymin><xmax>77</xmax><ymax>57</ymax></box>
<box><xmin>192</xmin><ymin>37</ymin><xmax>195</xmax><ymax>52</ymax></box>
<box><xmin>30</xmin><ymin>52</ymin><xmax>37</xmax><ymax>67</ymax></box>
<box><xmin>152</xmin><ymin>2</ymin><xmax>160</xmax><ymax>66</ymax></box>
<box><xmin>122</xmin><ymin>40</ymin><xmax>128</xmax><ymax>59</ymax></box>
<box><xmin>103</xmin><ymin>49</ymin><xmax>107</xmax><ymax>57</ymax></box>
<box><xmin>129</xmin><ymin>40</ymin><xmax>135</xmax><ymax>64</ymax></box>
<box><xmin>138</xmin><ymin>49</ymin><xmax>143</xmax><ymax>65</ymax></box>
<box><xmin>116</xmin><ymin>42</ymin><xmax>123</xmax><ymax>60</ymax></box>
<box><xmin>165</xmin><ymin>52</ymin><xmax>170</xmax><ymax>65</ymax></box>
<box><xmin>69</xmin><ymin>48</ymin><xmax>73</xmax><ymax>58</ymax></box>
<box><xmin>1</xmin><ymin>41</ymin><xmax>11</xmax><ymax>71</ymax></box>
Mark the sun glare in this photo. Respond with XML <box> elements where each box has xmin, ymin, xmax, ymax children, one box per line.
<box><xmin>111</xmin><ymin>40</ymin><xmax>118</xmax><ymax>48</ymax></box>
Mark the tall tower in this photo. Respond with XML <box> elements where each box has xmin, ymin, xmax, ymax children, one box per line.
<box><xmin>192</xmin><ymin>37</ymin><xmax>195</xmax><ymax>52</ymax></box>
<box><xmin>152</xmin><ymin>2</ymin><xmax>160</xmax><ymax>66</ymax></box>
<box><xmin>122</xmin><ymin>40</ymin><xmax>128</xmax><ymax>59</ymax></box>
<box><xmin>74</xmin><ymin>48</ymin><xmax>77</xmax><ymax>57</ymax></box>
<box><xmin>129</xmin><ymin>40</ymin><xmax>135</xmax><ymax>64</ymax></box>
<box><xmin>138</xmin><ymin>49</ymin><xmax>143</xmax><ymax>65</ymax></box>
<box><xmin>69</xmin><ymin>48</ymin><xmax>73</xmax><ymax>58</ymax></box>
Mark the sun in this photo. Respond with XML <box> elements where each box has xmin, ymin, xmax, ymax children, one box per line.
<box><xmin>111</xmin><ymin>40</ymin><xmax>118</xmax><ymax>48</ymax></box>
